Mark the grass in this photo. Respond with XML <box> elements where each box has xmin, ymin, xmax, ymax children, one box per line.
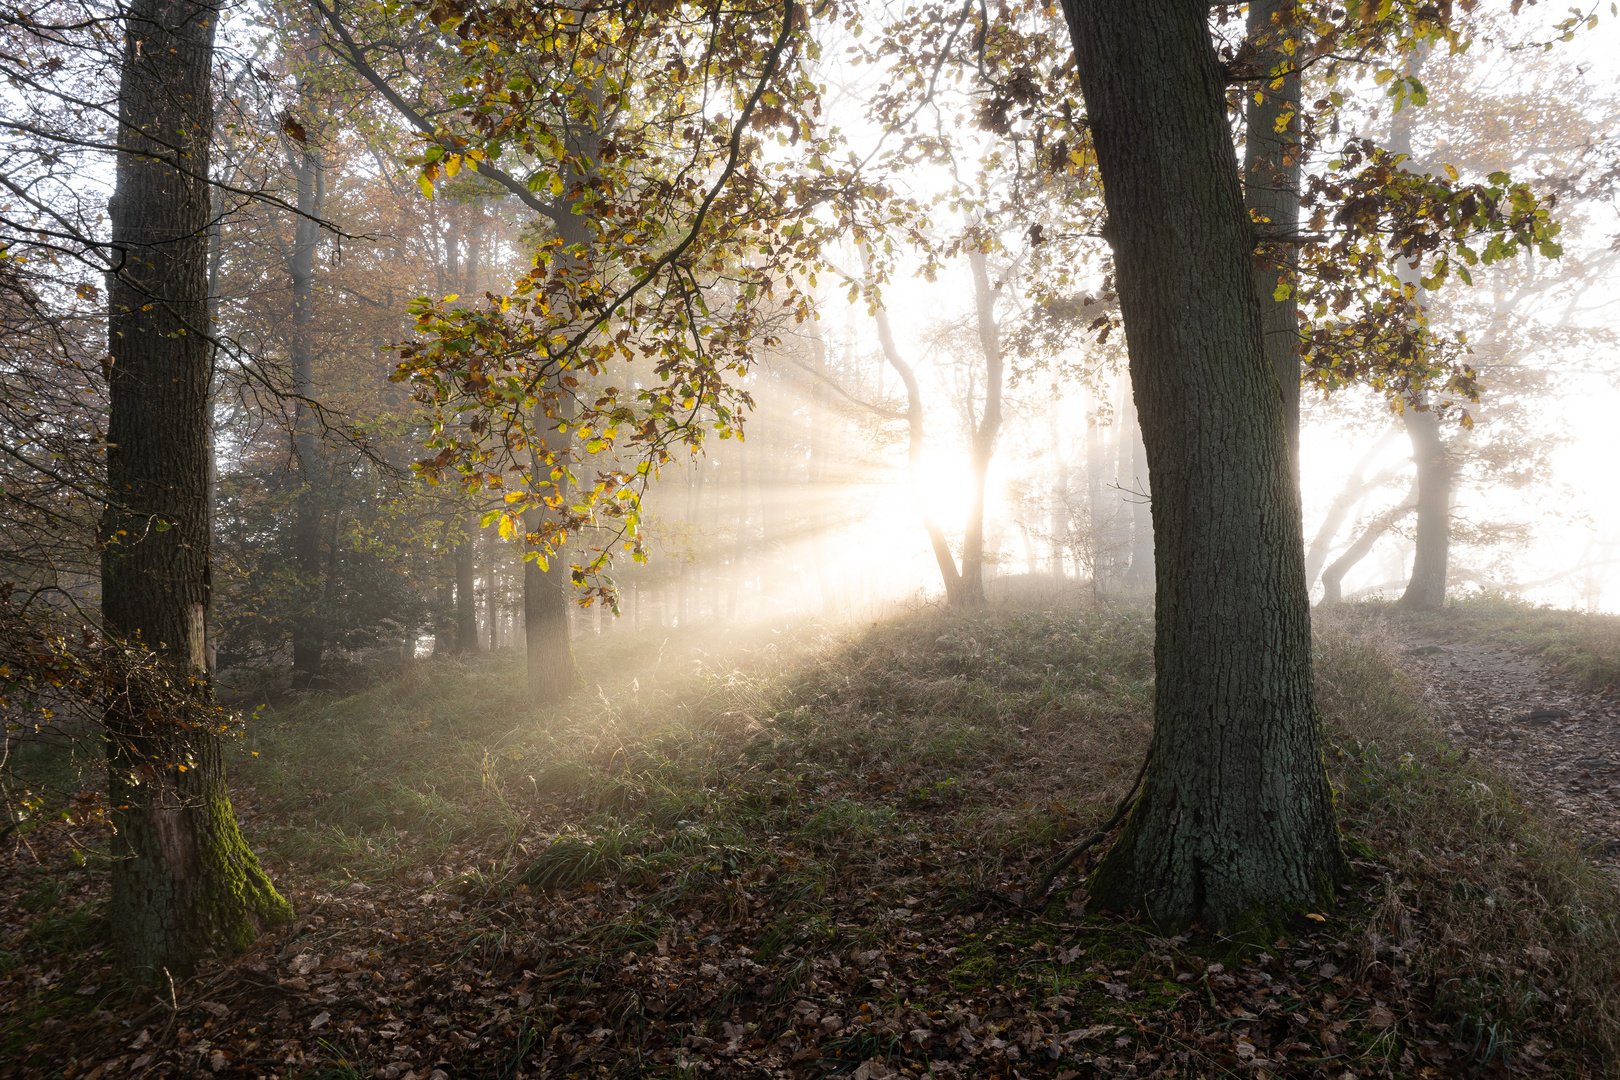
<box><xmin>7</xmin><ymin>596</ymin><xmax>1620</xmax><ymax>1076</ymax></box>
<box><xmin>1379</xmin><ymin>591</ymin><xmax>1620</xmax><ymax>689</ymax></box>
<box><xmin>1316</xmin><ymin>605</ymin><xmax>1620</xmax><ymax>1068</ymax></box>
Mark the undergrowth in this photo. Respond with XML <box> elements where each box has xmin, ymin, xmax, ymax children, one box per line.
<box><xmin>7</xmin><ymin>598</ymin><xmax>1620</xmax><ymax>1077</ymax></box>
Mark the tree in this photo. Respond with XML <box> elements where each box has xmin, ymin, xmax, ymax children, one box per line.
<box><xmin>101</xmin><ymin>0</ymin><xmax>290</xmax><ymax>979</ymax></box>
<box><xmin>1057</xmin><ymin>0</ymin><xmax>1345</xmax><ymax>925</ymax></box>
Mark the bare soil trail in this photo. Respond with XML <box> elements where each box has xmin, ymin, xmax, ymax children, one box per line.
<box><xmin>1399</xmin><ymin>633</ymin><xmax>1620</xmax><ymax>862</ymax></box>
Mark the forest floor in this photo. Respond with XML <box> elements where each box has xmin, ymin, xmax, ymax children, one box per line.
<box><xmin>4</xmin><ymin>597</ymin><xmax>1620</xmax><ymax>1080</ymax></box>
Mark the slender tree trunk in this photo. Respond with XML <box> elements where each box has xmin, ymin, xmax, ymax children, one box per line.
<box><xmin>806</xmin><ymin>315</ymin><xmax>839</xmax><ymax>614</ymax></box>
<box><xmin>865</xmin><ymin>252</ymin><xmax>963</xmax><ymax>603</ymax></box>
<box><xmin>959</xmin><ymin>249</ymin><xmax>1004</xmax><ymax>606</ymax></box>
<box><xmin>102</xmin><ymin>0</ymin><xmax>290</xmax><ymax>982</ymax></box>
<box><xmin>454</xmin><ymin>518</ymin><xmax>478</xmax><ymax>653</ymax></box>
<box><xmin>1048</xmin><ymin>390</ymin><xmax>1070</xmax><ymax>582</ymax></box>
<box><xmin>1382</xmin><ymin>47</ymin><xmax>1451</xmax><ymax>612</ymax></box>
<box><xmin>287</xmin><ymin>119</ymin><xmax>326</xmax><ymax>689</ymax></box>
<box><xmin>1303</xmin><ymin>429</ymin><xmax>1399</xmax><ymax>587</ymax></box>
<box><xmin>523</xmin><ymin>145</ymin><xmax>589</xmax><ymax>701</ymax></box>
<box><xmin>1085</xmin><ymin>385</ymin><xmax>1105</xmax><ymax>596</ymax></box>
<box><xmin>1059</xmin><ymin>0</ymin><xmax>1343</xmax><ymax>926</ymax></box>
<box><xmin>1320</xmin><ymin>485</ymin><xmax>1417</xmax><ymax>605</ymax></box>
<box><xmin>1120</xmin><ymin>383</ymin><xmax>1154</xmax><ymax>592</ymax></box>
<box><xmin>1244</xmin><ymin>0</ymin><xmax>1303</xmax><ymax>472</ymax></box>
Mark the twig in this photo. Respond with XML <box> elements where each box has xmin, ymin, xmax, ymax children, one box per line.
<box><xmin>1026</xmin><ymin>749</ymin><xmax>1152</xmax><ymax>907</ymax></box>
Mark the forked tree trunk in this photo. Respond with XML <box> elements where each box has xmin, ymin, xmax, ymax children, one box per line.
<box><xmin>1059</xmin><ymin>0</ymin><xmax>1344</xmax><ymax>927</ymax></box>
<box><xmin>865</xmin><ymin>253</ymin><xmax>965</xmax><ymax>604</ymax></box>
<box><xmin>102</xmin><ymin>0</ymin><xmax>290</xmax><ymax>981</ymax></box>
<box><xmin>1319</xmin><ymin>485</ymin><xmax>1417</xmax><ymax>605</ymax></box>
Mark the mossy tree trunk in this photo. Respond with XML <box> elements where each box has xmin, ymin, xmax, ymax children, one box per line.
<box><xmin>103</xmin><ymin>0</ymin><xmax>291</xmax><ymax>983</ymax></box>
<box><xmin>1057</xmin><ymin>0</ymin><xmax>1345</xmax><ymax>927</ymax></box>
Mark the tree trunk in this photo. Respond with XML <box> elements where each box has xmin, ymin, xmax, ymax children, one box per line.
<box><xmin>1303</xmin><ymin>429</ymin><xmax>1399</xmax><ymax>587</ymax></box>
<box><xmin>1398</xmin><ymin>405</ymin><xmax>1451</xmax><ymax>610</ymax></box>
<box><xmin>523</xmin><ymin>139</ymin><xmax>591</xmax><ymax>701</ymax></box>
<box><xmin>1120</xmin><ymin>384</ymin><xmax>1154</xmax><ymax>592</ymax></box>
<box><xmin>1243</xmin><ymin>0</ymin><xmax>1303</xmax><ymax>472</ymax></box>
<box><xmin>1382</xmin><ymin>47</ymin><xmax>1451</xmax><ymax>612</ymax></box>
<box><xmin>807</xmin><ymin>315</ymin><xmax>839</xmax><ymax>615</ymax></box>
<box><xmin>959</xmin><ymin>249</ymin><xmax>1003</xmax><ymax>606</ymax></box>
<box><xmin>1059</xmin><ymin>0</ymin><xmax>1344</xmax><ymax>927</ymax></box>
<box><xmin>1319</xmin><ymin>485</ymin><xmax>1417</xmax><ymax>605</ymax></box>
<box><xmin>454</xmin><ymin>518</ymin><xmax>478</xmax><ymax>653</ymax></box>
<box><xmin>866</xmin><ymin>253</ymin><xmax>964</xmax><ymax>604</ymax></box>
<box><xmin>288</xmin><ymin>121</ymin><xmax>326</xmax><ymax>689</ymax></box>
<box><xmin>102</xmin><ymin>0</ymin><xmax>290</xmax><ymax>982</ymax></box>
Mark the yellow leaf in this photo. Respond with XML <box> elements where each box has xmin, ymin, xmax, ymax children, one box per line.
<box><xmin>1305</xmin><ymin>912</ymin><xmax>1326</xmax><ymax>922</ymax></box>
<box><xmin>444</xmin><ymin>154</ymin><xmax>461</xmax><ymax>178</ymax></box>
<box><xmin>417</xmin><ymin>172</ymin><xmax>435</xmax><ymax>199</ymax></box>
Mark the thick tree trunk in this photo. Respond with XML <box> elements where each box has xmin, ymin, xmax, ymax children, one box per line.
<box><xmin>102</xmin><ymin>0</ymin><xmax>290</xmax><ymax>982</ymax></box>
<box><xmin>288</xmin><ymin>121</ymin><xmax>325</xmax><ymax>689</ymax></box>
<box><xmin>1059</xmin><ymin>0</ymin><xmax>1344</xmax><ymax>927</ymax></box>
<box><xmin>1319</xmin><ymin>485</ymin><xmax>1417</xmax><ymax>605</ymax></box>
<box><xmin>1243</xmin><ymin>0</ymin><xmax>1303</xmax><ymax>471</ymax></box>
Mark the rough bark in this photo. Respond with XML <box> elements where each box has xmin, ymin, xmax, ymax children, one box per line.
<box><xmin>102</xmin><ymin>0</ymin><xmax>290</xmax><ymax>982</ymax></box>
<box><xmin>1243</xmin><ymin>0</ymin><xmax>1303</xmax><ymax>471</ymax></box>
<box><xmin>1059</xmin><ymin>0</ymin><xmax>1344</xmax><ymax>926</ymax></box>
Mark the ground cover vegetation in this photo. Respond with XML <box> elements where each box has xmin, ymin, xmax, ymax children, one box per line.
<box><xmin>6</xmin><ymin>600</ymin><xmax>1620</xmax><ymax>1078</ymax></box>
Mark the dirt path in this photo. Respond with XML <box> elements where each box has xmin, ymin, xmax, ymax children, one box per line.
<box><xmin>1400</xmin><ymin>635</ymin><xmax>1620</xmax><ymax>863</ymax></box>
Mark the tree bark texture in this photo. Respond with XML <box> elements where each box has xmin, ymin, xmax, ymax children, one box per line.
<box><xmin>1243</xmin><ymin>0</ymin><xmax>1303</xmax><ymax>471</ymax></box>
<box><xmin>102</xmin><ymin>0</ymin><xmax>290</xmax><ymax>982</ymax></box>
<box><xmin>1059</xmin><ymin>0</ymin><xmax>1344</xmax><ymax>926</ymax></box>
